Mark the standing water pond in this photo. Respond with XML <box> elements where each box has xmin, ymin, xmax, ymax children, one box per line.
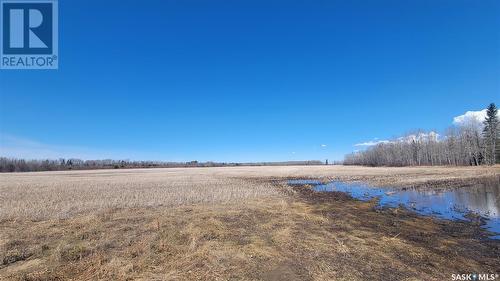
<box><xmin>288</xmin><ymin>179</ymin><xmax>500</xmax><ymax>238</ymax></box>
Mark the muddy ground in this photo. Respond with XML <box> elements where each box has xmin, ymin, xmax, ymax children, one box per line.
<box><xmin>0</xmin><ymin>166</ymin><xmax>499</xmax><ymax>280</ymax></box>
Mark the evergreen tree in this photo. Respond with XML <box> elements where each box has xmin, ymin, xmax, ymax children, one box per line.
<box><xmin>483</xmin><ymin>103</ymin><xmax>499</xmax><ymax>165</ymax></box>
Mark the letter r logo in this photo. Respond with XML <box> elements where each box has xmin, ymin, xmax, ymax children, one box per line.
<box><xmin>9</xmin><ymin>8</ymin><xmax>48</xmax><ymax>48</ymax></box>
<box><xmin>2</xmin><ymin>2</ymin><xmax>53</xmax><ymax>54</ymax></box>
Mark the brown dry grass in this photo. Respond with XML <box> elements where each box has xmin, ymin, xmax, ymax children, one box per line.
<box><xmin>0</xmin><ymin>168</ymin><xmax>281</xmax><ymax>220</ymax></box>
<box><xmin>1</xmin><ymin>165</ymin><xmax>498</xmax><ymax>220</ymax></box>
<box><xmin>0</xmin><ymin>166</ymin><xmax>499</xmax><ymax>280</ymax></box>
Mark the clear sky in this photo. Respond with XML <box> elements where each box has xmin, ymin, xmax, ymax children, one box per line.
<box><xmin>0</xmin><ymin>0</ymin><xmax>499</xmax><ymax>162</ymax></box>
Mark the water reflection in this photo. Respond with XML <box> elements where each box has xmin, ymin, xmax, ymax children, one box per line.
<box><xmin>290</xmin><ymin>179</ymin><xmax>500</xmax><ymax>237</ymax></box>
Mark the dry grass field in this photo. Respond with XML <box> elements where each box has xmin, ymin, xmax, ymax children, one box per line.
<box><xmin>0</xmin><ymin>166</ymin><xmax>499</xmax><ymax>280</ymax></box>
<box><xmin>0</xmin><ymin>168</ymin><xmax>280</xmax><ymax>220</ymax></box>
<box><xmin>1</xmin><ymin>165</ymin><xmax>498</xmax><ymax>220</ymax></box>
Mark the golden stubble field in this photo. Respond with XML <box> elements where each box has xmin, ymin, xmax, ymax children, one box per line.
<box><xmin>0</xmin><ymin>165</ymin><xmax>499</xmax><ymax>280</ymax></box>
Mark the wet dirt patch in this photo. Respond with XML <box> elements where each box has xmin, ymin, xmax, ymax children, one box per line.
<box><xmin>290</xmin><ymin>179</ymin><xmax>500</xmax><ymax>238</ymax></box>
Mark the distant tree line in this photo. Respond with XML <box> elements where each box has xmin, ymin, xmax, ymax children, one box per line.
<box><xmin>0</xmin><ymin>158</ymin><xmax>323</xmax><ymax>173</ymax></box>
<box><xmin>344</xmin><ymin>103</ymin><xmax>499</xmax><ymax>167</ymax></box>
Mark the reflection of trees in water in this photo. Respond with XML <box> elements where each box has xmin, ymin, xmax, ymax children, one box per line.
<box><xmin>394</xmin><ymin>179</ymin><xmax>500</xmax><ymax>218</ymax></box>
<box><xmin>452</xmin><ymin>182</ymin><xmax>500</xmax><ymax>217</ymax></box>
<box><xmin>403</xmin><ymin>190</ymin><xmax>454</xmax><ymax>217</ymax></box>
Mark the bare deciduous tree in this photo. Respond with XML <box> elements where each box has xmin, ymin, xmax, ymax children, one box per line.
<box><xmin>0</xmin><ymin>158</ymin><xmax>324</xmax><ymax>173</ymax></box>
<box><xmin>344</xmin><ymin>119</ymin><xmax>491</xmax><ymax>167</ymax></box>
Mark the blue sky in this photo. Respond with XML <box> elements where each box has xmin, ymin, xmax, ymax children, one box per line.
<box><xmin>0</xmin><ymin>0</ymin><xmax>499</xmax><ymax>162</ymax></box>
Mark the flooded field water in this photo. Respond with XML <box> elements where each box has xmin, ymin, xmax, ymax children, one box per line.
<box><xmin>288</xmin><ymin>179</ymin><xmax>500</xmax><ymax>238</ymax></box>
